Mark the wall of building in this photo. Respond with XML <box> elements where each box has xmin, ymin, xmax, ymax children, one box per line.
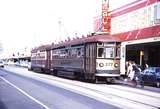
<box><xmin>111</xmin><ymin>0</ymin><xmax>160</xmax><ymax>41</ymax></box>
<box><xmin>110</xmin><ymin>0</ymin><xmax>160</xmax><ymax>75</ymax></box>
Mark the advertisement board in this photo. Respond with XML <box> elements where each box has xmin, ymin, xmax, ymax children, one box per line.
<box><xmin>93</xmin><ymin>0</ymin><xmax>110</xmax><ymax>33</ymax></box>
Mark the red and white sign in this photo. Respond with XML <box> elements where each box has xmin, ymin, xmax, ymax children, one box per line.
<box><xmin>102</xmin><ymin>0</ymin><xmax>110</xmax><ymax>33</ymax></box>
<box><xmin>93</xmin><ymin>0</ymin><xmax>110</xmax><ymax>33</ymax></box>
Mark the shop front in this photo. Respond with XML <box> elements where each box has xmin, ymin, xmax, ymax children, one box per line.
<box><xmin>120</xmin><ymin>37</ymin><xmax>160</xmax><ymax>75</ymax></box>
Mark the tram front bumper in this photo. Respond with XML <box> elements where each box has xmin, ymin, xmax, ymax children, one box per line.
<box><xmin>95</xmin><ymin>70</ymin><xmax>120</xmax><ymax>77</ymax></box>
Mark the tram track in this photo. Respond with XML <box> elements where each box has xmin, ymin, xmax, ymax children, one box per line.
<box><xmin>106</xmin><ymin>85</ymin><xmax>160</xmax><ymax>99</ymax></box>
<box><xmin>39</xmin><ymin>75</ymin><xmax>160</xmax><ymax>109</ymax></box>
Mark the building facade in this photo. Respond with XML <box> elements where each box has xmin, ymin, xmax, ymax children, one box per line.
<box><xmin>110</xmin><ymin>0</ymin><xmax>160</xmax><ymax>75</ymax></box>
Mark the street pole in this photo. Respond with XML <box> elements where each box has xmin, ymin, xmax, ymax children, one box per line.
<box><xmin>58</xmin><ymin>18</ymin><xmax>62</xmax><ymax>43</ymax></box>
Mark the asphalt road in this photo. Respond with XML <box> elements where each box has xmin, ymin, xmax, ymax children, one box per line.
<box><xmin>0</xmin><ymin>69</ymin><xmax>119</xmax><ymax>109</ymax></box>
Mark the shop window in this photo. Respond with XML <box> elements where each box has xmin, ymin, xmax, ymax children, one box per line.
<box><xmin>154</xmin><ymin>2</ymin><xmax>160</xmax><ymax>24</ymax></box>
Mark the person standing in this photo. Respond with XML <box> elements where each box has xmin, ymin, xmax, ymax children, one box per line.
<box><xmin>125</xmin><ymin>61</ymin><xmax>129</xmax><ymax>76</ymax></box>
<box><xmin>127</xmin><ymin>61</ymin><xmax>135</xmax><ymax>80</ymax></box>
<box><xmin>145</xmin><ymin>63</ymin><xmax>149</xmax><ymax>69</ymax></box>
<box><xmin>132</xmin><ymin>62</ymin><xmax>144</xmax><ymax>87</ymax></box>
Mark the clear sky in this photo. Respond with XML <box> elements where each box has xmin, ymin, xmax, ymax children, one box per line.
<box><xmin>0</xmin><ymin>0</ymin><xmax>136</xmax><ymax>58</ymax></box>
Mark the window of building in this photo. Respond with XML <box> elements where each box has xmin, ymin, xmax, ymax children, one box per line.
<box><xmin>154</xmin><ymin>2</ymin><xmax>160</xmax><ymax>24</ymax></box>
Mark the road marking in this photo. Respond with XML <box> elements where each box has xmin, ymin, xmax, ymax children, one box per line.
<box><xmin>0</xmin><ymin>76</ymin><xmax>51</xmax><ymax>109</ymax></box>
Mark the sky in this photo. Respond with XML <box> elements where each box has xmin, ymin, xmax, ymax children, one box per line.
<box><xmin>0</xmin><ymin>0</ymin><xmax>136</xmax><ymax>58</ymax></box>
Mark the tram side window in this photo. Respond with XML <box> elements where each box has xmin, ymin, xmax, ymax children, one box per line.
<box><xmin>39</xmin><ymin>52</ymin><xmax>46</xmax><ymax>59</ymax></box>
<box><xmin>98</xmin><ymin>48</ymin><xmax>104</xmax><ymax>58</ymax></box>
<box><xmin>31</xmin><ymin>53</ymin><xmax>36</xmax><ymax>60</ymax></box>
<box><xmin>37</xmin><ymin>53</ymin><xmax>40</xmax><ymax>59</ymax></box>
<box><xmin>52</xmin><ymin>50</ymin><xmax>60</xmax><ymax>58</ymax></box>
<box><xmin>81</xmin><ymin>47</ymin><xmax>84</xmax><ymax>57</ymax></box>
<box><xmin>77</xmin><ymin>48</ymin><xmax>81</xmax><ymax>57</ymax></box>
<box><xmin>71</xmin><ymin>48</ymin><xmax>77</xmax><ymax>58</ymax></box>
<box><xmin>105</xmin><ymin>47</ymin><xmax>114</xmax><ymax>58</ymax></box>
<box><xmin>64</xmin><ymin>49</ymin><xmax>69</xmax><ymax>58</ymax></box>
<box><xmin>60</xmin><ymin>50</ymin><xmax>67</xmax><ymax>58</ymax></box>
<box><xmin>77</xmin><ymin>47</ymin><xmax>84</xmax><ymax>58</ymax></box>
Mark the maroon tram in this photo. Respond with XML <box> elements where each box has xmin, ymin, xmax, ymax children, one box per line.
<box><xmin>30</xmin><ymin>45</ymin><xmax>51</xmax><ymax>73</ymax></box>
<box><xmin>30</xmin><ymin>34</ymin><xmax>121</xmax><ymax>82</ymax></box>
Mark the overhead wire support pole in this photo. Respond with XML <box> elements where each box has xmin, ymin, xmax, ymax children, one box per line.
<box><xmin>58</xmin><ymin>19</ymin><xmax>62</xmax><ymax>43</ymax></box>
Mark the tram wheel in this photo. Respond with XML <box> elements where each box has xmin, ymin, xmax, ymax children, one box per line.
<box><xmin>94</xmin><ymin>78</ymin><xmax>98</xmax><ymax>84</ymax></box>
<box><xmin>90</xmin><ymin>77</ymin><xmax>98</xmax><ymax>84</ymax></box>
<box><xmin>52</xmin><ymin>70</ymin><xmax>57</xmax><ymax>76</ymax></box>
<box><xmin>106</xmin><ymin>78</ymin><xmax>115</xmax><ymax>84</ymax></box>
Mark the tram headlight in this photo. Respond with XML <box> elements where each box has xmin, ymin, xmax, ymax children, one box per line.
<box><xmin>114</xmin><ymin>63</ymin><xmax>119</xmax><ymax>68</ymax></box>
<box><xmin>99</xmin><ymin>63</ymin><xmax>104</xmax><ymax>67</ymax></box>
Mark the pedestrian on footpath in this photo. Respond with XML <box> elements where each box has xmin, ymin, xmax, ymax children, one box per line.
<box><xmin>145</xmin><ymin>63</ymin><xmax>149</xmax><ymax>69</ymax></box>
<box><xmin>125</xmin><ymin>61</ymin><xmax>129</xmax><ymax>77</ymax></box>
<box><xmin>132</xmin><ymin>62</ymin><xmax>144</xmax><ymax>87</ymax></box>
<box><xmin>127</xmin><ymin>61</ymin><xmax>135</xmax><ymax>81</ymax></box>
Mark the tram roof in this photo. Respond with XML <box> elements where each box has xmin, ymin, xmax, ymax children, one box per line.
<box><xmin>51</xmin><ymin>34</ymin><xmax>121</xmax><ymax>49</ymax></box>
<box><xmin>31</xmin><ymin>44</ymin><xmax>51</xmax><ymax>53</ymax></box>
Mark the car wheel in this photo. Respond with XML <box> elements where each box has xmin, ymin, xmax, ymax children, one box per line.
<box><xmin>156</xmin><ymin>82</ymin><xmax>160</xmax><ymax>88</ymax></box>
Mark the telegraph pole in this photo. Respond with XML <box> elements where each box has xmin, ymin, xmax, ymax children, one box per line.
<box><xmin>58</xmin><ymin>18</ymin><xmax>62</xmax><ymax>43</ymax></box>
<box><xmin>57</xmin><ymin>18</ymin><xmax>69</xmax><ymax>43</ymax></box>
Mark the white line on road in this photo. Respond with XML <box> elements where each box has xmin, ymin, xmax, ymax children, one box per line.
<box><xmin>0</xmin><ymin>76</ymin><xmax>51</xmax><ymax>109</ymax></box>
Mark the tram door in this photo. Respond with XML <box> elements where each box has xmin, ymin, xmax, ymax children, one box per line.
<box><xmin>85</xmin><ymin>43</ymin><xmax>96</xmax><ymax>79</ymax></box>
<box><xmin>46</xmin><ymin>50</ymin><xmax>51</xmax><ymax>70</ymax></box>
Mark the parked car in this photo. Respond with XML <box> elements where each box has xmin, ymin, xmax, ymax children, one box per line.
<box><xmin>141</xmin><ymin>67</ymin><xmax>160</xmax><ymax>87</ymax></box>
<box><xmin>0</xmin><ymin>60</ymin><xmax>4</xmax><ymax>68</ymax></box>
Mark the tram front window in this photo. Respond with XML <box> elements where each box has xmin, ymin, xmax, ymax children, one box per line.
<box><xmin>105</xmin><ymin>47</ymin><xmax>114</xmax><ymax>58</ymax></box>
<box><xmin>98</xmin><ymin>48</ymin><xmax>104</xmax><ymax>58</ymax></box>
<box><xmin>97</xmin><ymin>47</ymin><xmax>115</xmax><ymax>58</ymax></box>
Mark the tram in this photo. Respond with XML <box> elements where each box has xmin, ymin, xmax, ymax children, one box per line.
<box><xmin>30</xmin><ymin>45</ymin><xmax>51</xmax><ymax>73</ymax></box>
<box><xmin>50</xmin><ymin>34</ymin><xmax>121</xmax><ymax>82</ymax></box>
<box><xmin>30</xmin><ymin>34</ymin><xmax>121</xmax><ymax>83</ymax></box>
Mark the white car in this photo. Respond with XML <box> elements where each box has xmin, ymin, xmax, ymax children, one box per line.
<box><xmin>0</xmin><ymin>60</ymin><xmax>4</xmax><ymax>68</ymax></box>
